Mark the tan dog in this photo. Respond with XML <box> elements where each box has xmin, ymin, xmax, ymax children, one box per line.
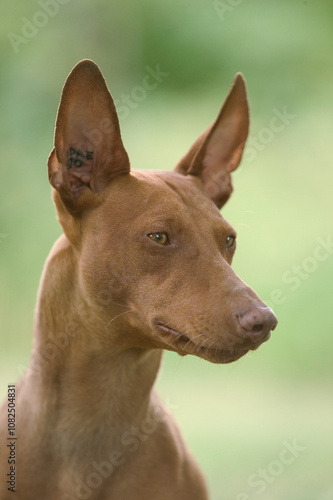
<box><xmin>0</xmin><ymin>60</ymin><xmax>277</xmax><ymax>499</ymax></box>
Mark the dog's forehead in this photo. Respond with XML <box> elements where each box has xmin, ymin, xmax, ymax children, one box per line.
<box><xmin>131</xmin><ymin>169</ymin><xmax>219</xmax><ymax>214</ymax></box>
<box><xmin>99</xmin><ymin>169</ymin><xmax>230</xmax><ymax>233</ymax></box>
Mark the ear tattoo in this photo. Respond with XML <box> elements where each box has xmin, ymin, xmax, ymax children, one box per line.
<box><xmin>67</xmin><ymin>147</ymin><xmax>94</xmax><ymax>169</ymax></box>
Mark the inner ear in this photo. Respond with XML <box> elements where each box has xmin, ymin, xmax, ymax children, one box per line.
<box><xmin>48</xmin><ymin>59</ymin><xmax>130</xmax><ymax>214</ymax></box>
<box><xmin>174</xmin><ymin>73</ymin><xmax>249</xmax><ymax>208</ymax></box>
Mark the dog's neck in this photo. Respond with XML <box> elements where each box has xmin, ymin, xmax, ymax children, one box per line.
<box><xmin>29</xmin><ymin>235</ymin><xmax>162</xmax><ymax>455</ymax></box>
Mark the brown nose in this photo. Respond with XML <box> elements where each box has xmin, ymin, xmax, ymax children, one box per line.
<box><xmin>237</xmin><ymin>307</ymin><xmax>278</xmax><ymax>342</ymax></box>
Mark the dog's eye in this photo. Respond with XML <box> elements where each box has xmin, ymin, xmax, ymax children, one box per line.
<box><xmin>225</xmin><ymin>235</ymin><xmax>236</xmax><ymax>248</ymax></box>
<box><xmin>148</xmin><ymin>233</ymin><xmax>169</xmax><ymax>245</ymax></box>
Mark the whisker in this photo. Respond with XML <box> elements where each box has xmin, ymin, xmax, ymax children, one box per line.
<box><xmin>196</xmin><ymin>337</ymin><xmax>210</xmax><ymax>353</ymax></box>
<box><xmin>205</xmin><ymin>339</ymin><xmax>217</xmax><ymax>356</ymax></box>
<box><xmin>184</xmin><ymin>332</ymin><xmax>205</xmax><ymax>349</ymax></box>
<box><xmin>168</xmin><ymin>333</ymin><xmax>184</xmax><ymax>348</ymax></box>
<box><xmin>106</xmin><ymin>309</ymin><xmax>133</xmax><ymax>327</ymax></box>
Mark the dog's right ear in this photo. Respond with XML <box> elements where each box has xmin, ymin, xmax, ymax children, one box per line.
<box><xmin>48</xmin><ymin>60</ymin><xmax>130</xmax><ymax>215</ymax></box>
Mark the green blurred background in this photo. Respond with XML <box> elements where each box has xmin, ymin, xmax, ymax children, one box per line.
<box><xmin>1</xmin><ymin>1</ymin><xmax>332</xmax><ymax>498</ymax></box>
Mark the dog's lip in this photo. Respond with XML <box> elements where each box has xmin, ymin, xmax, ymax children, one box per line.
<box><xmin>248</xmin><ymin>331</ymin><xmax>271</xmax><ymax>350</ymax></box>
<box><xmin>154</xmin><ymin>321</ymin><xmax>247</xmax><ymax>364</ymax></box>
<box><xmin>155</xmin><ymin>322</ymin><xmax>191</xmax><ymax>345</ymax></box>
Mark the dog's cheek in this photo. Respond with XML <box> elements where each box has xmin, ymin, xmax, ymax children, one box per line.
<box><xmin>77</xmin><ymin>247</ymin><xmax>129</xmax><ymax>311</ymax></box>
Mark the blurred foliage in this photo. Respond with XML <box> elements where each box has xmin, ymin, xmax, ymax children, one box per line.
<box><xmin>0</xmin><ymin>0</ymin><xmax>332</xmax><ymax>498</ymax></box>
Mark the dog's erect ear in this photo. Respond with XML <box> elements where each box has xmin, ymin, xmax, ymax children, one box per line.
<box><xmin>48</xmin><ymin>59</ymin><xmax>130</xmax><ymax>215</ymax></box>
<box><xmin>174</xmin><ymin>74</ymin><xmax>249</xmax><ymax>208</ymax></box>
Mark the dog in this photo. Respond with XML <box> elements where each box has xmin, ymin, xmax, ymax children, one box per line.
<box><xmin>0</xmin><ymin>60</ymin><xmax>277</xmax><ymax>499</ymax></box>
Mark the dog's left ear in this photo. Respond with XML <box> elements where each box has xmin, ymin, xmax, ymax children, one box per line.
<box><xmin>48</xmin><ymin>59</ymin><xmax>130</xmax><ymax>215</ymax></box>
<box><xmin>174</xmin><ymin>74</ymin><xmax>249</xmax><ymax>208</ymax></box>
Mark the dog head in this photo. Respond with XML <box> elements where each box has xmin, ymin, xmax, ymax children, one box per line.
<box><xmin>48</xmin><ymin>60</ymin><xmax>277</xmax><ymax>364</ymax></box>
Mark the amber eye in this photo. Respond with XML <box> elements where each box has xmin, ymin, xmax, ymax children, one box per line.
<box><xmin>148</xmin><ymin>233</ymin><xmax>169</xmax><ymax>245</ymax></box>
<box><xmin>225</xmin><ymin>235</ymin><xmax>236</xmax><ymax>248</ymax></box>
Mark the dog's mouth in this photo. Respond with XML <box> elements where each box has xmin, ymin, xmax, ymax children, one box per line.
<box><xmin>154</xmin><ymin>321</ymin><xmax>251</xmax><ymax>364</ymax></box>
